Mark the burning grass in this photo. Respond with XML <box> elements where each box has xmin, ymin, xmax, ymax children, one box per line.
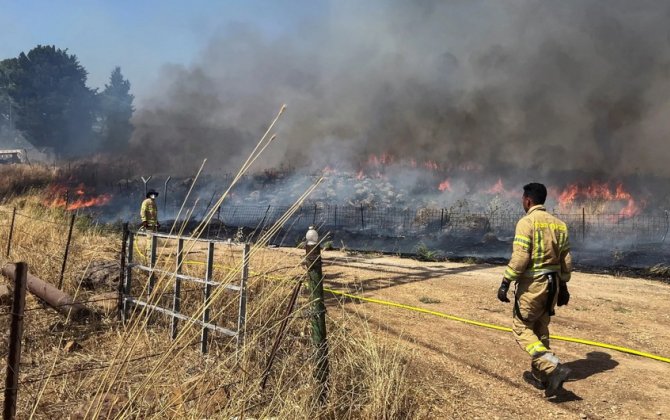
<box><xmin>0</xmin><ymin>194</ymin><xmax>420</xmax><ymax>418</ymax></box>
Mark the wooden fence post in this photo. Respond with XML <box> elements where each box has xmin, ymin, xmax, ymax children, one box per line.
<box><xmin>118</xmin><ymin>223</ymin><xmax>129</xmax><ymax>320</ymax></box>
<box><xmin>6</xmin><ymin>207</ymin><xmax>16</xmax><ymax>258</ymax></box>
<box><xmin>201</xmin><ymin>242</ymin><xmax>214</xmax><ymax>354</ymax></box>
<box><xmin>171</xmin><ymin>238</ymin><xmax>184</xmax><ymax>339</ymax></box>
<box><xmin>58</xmin><ymin>213</ymin><xmax>76</xmax><ymax>290</ymax></box>
<box><xmin>123</xmin><ymin>231</ymin><xmax>134</xmax><ymax>321</ymax></box>
<box><xmin>4</xmin><ymin>262</ymin><xmax>27</xmax><ymax>420</ymax></box>
<box><xmin>305</xmin><ymin>227</ymin><xmax>329</xmax><ymax>405</ymax></box>
<box><xmin>237</xmin><ymin>243</ymin><xmax>250</xmax><ymax>355</ymax></box>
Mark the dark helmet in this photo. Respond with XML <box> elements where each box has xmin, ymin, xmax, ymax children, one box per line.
<box><xmin>146</xmin><ymin>189</ymin><xmax>159</xmax><ymax>198</ymax></box>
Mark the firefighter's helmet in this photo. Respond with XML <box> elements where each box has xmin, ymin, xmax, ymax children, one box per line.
<box><xmin>146</xmin><ymin>189</ymin><xmax>159</xmax><ymax>198</ymax></box>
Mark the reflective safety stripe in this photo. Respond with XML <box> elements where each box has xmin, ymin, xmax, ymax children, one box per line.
<box><xmin>504</xmin><ymin>266</ymin><xmax>520</xmax><ymax>281</ymax></box>
<box><xmin>558</xmin><ymin>231</ymin><xmax>570</xmax><ymax>253</ymax></box>
<box><xmin>540</xmin><ymin>352</ymin><xmax>560</xmax><ymax>366</ymax></box>
<box><xmin>515</xmin><ymin>234</ymin><xmax>531</xmax><ymax>244</ymax></box>
<box><xmin>533</xmin><ymin>228</ymin><xmax>544</xmax><ymax>269</ymax></box>
<box><xmin>523</xmin><ymin>265</ymin><xmax>561</xmax><ymax>277</ymax></box>
<box><xmin>534</xmin><ymin>222</ymin><xmax>567</xmax><ymax>231</ymax></box>
<box><xmin>526</xmin><ymin>341</ymin><xmax>548</xmax><ymax>356</ymax></box>
<box><xmin>513</xmin><ymin>236</ymin><xmax>531</xmax><ymax>252</ymax></box>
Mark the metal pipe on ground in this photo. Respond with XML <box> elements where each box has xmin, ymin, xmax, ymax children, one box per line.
<box><xmin>1</xmin><ymin>264</ymin><xmax>93</xmax><ymax>322</ymax></box>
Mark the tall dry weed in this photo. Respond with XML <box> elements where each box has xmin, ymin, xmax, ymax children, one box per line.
<box><xmin>0</xmin><ymin>164</ymin><xmax>55</xmax><ymax>199</ymax></box>
<box><xmin>0</xmin><ymin>195</ymin><xmax>419</xmax><ymax>418</ymax></box>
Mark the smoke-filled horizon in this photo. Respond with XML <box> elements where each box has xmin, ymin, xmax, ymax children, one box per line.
<box><xmin>130</xmin><ymin>0</ymin><xmax>670</xmax><ymax>180</ymax></box>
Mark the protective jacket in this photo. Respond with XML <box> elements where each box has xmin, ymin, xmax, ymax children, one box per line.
<box><xmin>141</xmin><ymin>198</ymin><xmax>158</xmax><ymax>228</ymax></box>
<box><xmin>505</xmin><ymin>204</ymin><xmax>573</xmax><ymax>384</ymax></box>
<box><xmin>504</xmin><ymin>205</ymin><xmax>572</xmax><ymax>283</ymax></box>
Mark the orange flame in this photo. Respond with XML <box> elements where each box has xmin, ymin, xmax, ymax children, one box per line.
<box><xmin>367</xmin><ymin>153</ymin><xmax>394</xmax><ymax>167</ymax></box>
<box><xmin>556</xmin><ymin>181</ymin><xmax>642</xmax><ymax>217</ymax></box>
<box><xmin>438</xmin><ymin>179</ymin><xmax>452</xmax><ymax>192</ymax></box>
<box><xmin>47</xmin><ymin>183</ymin><xmax>113</xmax><ymax>210</ymax></box>
<box><xmin>486</xmin><ymin>178</ymin><xmax>506</xmax><ymax>194</ymax></box>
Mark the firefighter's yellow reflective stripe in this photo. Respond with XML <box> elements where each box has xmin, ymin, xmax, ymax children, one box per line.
<box><xmin>514</xmin><ymin>238</ymin><xmax>531</xmax><ymax>246</ymax></box>
<box><xmin>534</xmin><ymin>222</ymin><xmax>567</xmax><ymax>231</ymax></box>
<box><xmin>533</xmin><ymin>228</ymin><xmax>544</xmax><ymax>269</ymax></box>
<box><xmin>513</xmin><ymin>239</ymin><xmax>531</xmax><ymax>252</ymax></box>
<box><xmin>558</xmin><ymin>231</ymin><xmax>570</xmax><ymax>252</ymax></box>
<box><xmin>513</xmin><ymin>235</ymin><xmax>531</xmax><ymax>252</ymax></box>
<box><xmin>504</xmin><ymin>266</ymin><xmax>520</xmax><ymax>281</ymax></box>
<box><xmin>525</xmin><ymin>341</ymin><xmax>548</xmax><ymax>356</ymax></box>
<box><xmin>523</xmin><ymin>265</ymin><xmax>561</xmax><ymax>277</ymax></box>
<box><xmin>515</xmin><ymin>234</ymin><xmax>531</xmax><ymax>244</ymax></box>
<box><xmin>132</xmin><ymin>241</ymin><xmax>670</xmax><ymax>365</ymax></box>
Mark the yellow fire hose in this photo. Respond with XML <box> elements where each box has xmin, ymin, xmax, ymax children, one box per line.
<box><xmin>132</xmin><ymin>240</ymin><xmax>670</xmax><ymax>364</ymax></box>
<box><xmin>324</xmin><ymin>288</ymin><xmax>670</xmax><ymax>364</ymax></box>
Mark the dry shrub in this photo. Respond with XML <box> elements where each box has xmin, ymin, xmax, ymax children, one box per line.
<box><xmin>327</xmin><ymin>322</ymin><xmax>417</xmax><ymax>419</ymax></box>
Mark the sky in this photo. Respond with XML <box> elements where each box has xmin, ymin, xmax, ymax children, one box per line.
<box><xmin>0</xmin><ymin>0</ymin><xmax>325</xmax><ymax>104</ymax></box>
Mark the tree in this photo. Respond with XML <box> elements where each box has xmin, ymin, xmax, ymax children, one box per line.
<box><xmin>99</xmin><ymin>67</ymin><xmax>134</xmax><ymax>152</ymax></box>
<box><xmin>0</xmin><ymin>59</ymin><xmax>18</xmax><ymax>130</ymax></box>
<box><xmin>2</xmin><ymin>45</ymin><xmax>98</xmax><ymax>156</ymax></box>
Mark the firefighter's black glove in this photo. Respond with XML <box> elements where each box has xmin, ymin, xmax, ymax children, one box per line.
<box><xmin>557</xmin><ymin>282</ymin><xmax>570</xmax><ymax>306</ymax></box>
<box><xmin>141</xmin><ymin>221</ymin><xmax>147</xmax><ymax>229</ymax></box>
<box><xmin>156</xmin><ymin>222</ymin><xmax>161</xmax><ymax>230</ymax></box>
<box><xmin>497</xmin><ymin>278</ymin><xmax>511</xmax><ymax>303</ymax></box>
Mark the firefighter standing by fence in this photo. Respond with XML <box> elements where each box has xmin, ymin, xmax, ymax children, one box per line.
<box><xmin>140</xmin><ymin>189</ymin><xmax>160</xmax><ymax>231</ymax></box>
<box><xmin>497</xmin><ymin>182</ymin><xmax>573</xmax><ymax>397</ymax></box>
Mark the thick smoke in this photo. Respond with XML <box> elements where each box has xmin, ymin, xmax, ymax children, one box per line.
<box><xmin>131</xmin><ymin>0</ymin><xmax>670</xmax><ymax>179</ymax></box>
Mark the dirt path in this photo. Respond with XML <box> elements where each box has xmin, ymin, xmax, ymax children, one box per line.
<box><xmin>278</xmin><ymin>249</ymin><xmax>670</xmax><ymax>419</ymax></box>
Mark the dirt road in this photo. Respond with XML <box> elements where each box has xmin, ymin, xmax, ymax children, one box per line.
<box><xmin>279</xmin><ymin>249</ymin><xmax>670</xmax><ymax>419</ymax></box>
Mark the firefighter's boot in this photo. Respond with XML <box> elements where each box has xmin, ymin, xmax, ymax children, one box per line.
<box><xmin>523</xmin><ymin>371</ymin><xmax>545</xmax><ymax>390</ymax></box>
<box><xmin>544</xmin><ymin>364</ymin><xmax>571</xmax><ymax>397</ymax></box>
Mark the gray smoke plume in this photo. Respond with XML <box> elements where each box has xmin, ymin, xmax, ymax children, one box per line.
<box><xmin>130</xmin><ymin>0</ymin><xmax>670</xmax><ymax>179</ymax></box>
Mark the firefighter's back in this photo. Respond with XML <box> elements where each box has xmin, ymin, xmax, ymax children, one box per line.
<box><xmin>524</xmin><ymin>207</ymin><xmax>569</xmax><ymax>275</ymax></box>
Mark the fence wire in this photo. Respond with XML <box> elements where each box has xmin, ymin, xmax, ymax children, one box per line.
<box><xmin>210</xmin><ymin>204</ymin><xmax>670</xmax><ymax>244</ymax></box>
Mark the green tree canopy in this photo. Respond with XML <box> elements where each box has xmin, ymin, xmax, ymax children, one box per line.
<box><xmin>1</xmin><ymin>45</ymin><xmax>98</xmax><ymax>155</ymax></box>
<box><xmin>99</xmin><ymin>66</ymin><xmax>134</xmax><ymax>152</ymax></box>
<box><xmin>0</xmin><ymin>58</ymin><xmax>19</xmax><ymax>130</ymax></box>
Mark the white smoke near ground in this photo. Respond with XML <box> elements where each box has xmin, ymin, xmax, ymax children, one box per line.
<box><xmin>130</xmin><ymin>0</ymin><xmax>670</xmax><ymax>185</ymax></box>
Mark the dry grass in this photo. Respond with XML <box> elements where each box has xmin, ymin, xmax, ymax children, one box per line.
<box><xmin>0</xmin><ymin>193</ymin><xmax>420</xmax><ymax>419</ymax></box>
<box><xmin>0</xmin><ymin>109</ymin><xmax>421</xmax><ymax>418</ymax></box>
<box><xmin>0</xmin><ymin>164</ymin><xmax>56</xmax><ymax>199</ymax></box>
